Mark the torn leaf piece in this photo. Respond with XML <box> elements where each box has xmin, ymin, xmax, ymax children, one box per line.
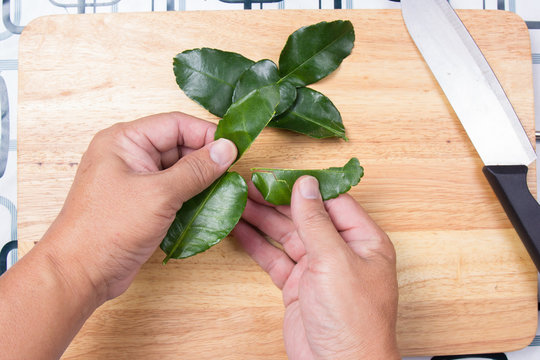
<box><xmin>270</xmin><ymin>87</ymin><xmax>347</xmax><ymax>140</ymax></box>
<box><xmin>161</xmin><ymin>171</ymin><xmax>248</xmax><ymax>263</ymax></box>
<box><xmin>251</xmin><ymin>158</ymin><xmax>363</xmax><ymax>205</ymax></box>
<box><xmin>233</xmin><ymin>59</ymin><xmax>296</xmax><ymax>116</ymax></box>
<box><xmin>251</xmin><ymin>172</ymin><xmax>292</xmax><ymax>205</ymax></box>
<box><xmin>173</xmin><ymin>48</ymin><xmax>255</xmax><ymax>117</ymax></box>
<box><xmin>215</xmin><ymin>84</ymin><xmax>280</xmax><ymax>161</ymax></box>
<box><xmin>278</xmin><ymin>20</ymin><xmax>355</xmax><ymax>87</ymax></box>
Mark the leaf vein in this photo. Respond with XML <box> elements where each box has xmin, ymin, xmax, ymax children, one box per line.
<box><xmin>180</xmin><ymin>63</ymin><xmax>235</xmax><ymax>88</ymax></box>
<box><xmin>280</xmin><ymin>28</ymin><xmax>351</xmax><ymax>83</ymax></box>
<box><xmin>288</xmin><ymin>111</ymin><xmax>344</xmax><ymax>136</ymax></box>
<box><xmin>165</xmin><ymin>175</ymin><xmax>227</xmax><ymax>261</ymax></box>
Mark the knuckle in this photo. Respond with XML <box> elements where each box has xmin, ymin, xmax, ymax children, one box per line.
<box><xmin>264</xmin><ymin>256</ymin><xmax>280</xmax><ymax>276</ymax></box>
<box><xmin>166</xmin><ymin>111</ymin><xmax>184</xmax><ymax>118</ymax></box>
<box><xmin>89</xmin><ymin>129</ymin><xmax>109</xmax><ymax>147</ymax></box>
<box><xmin>105</xmin><ymin>122</ymin><xmax>126</xmax><ymax>137</ymax></box>
<box><xmin>265</xmin><ymin>256</ymin><xmax>291</xmax><ymax>289</ymax></box>
<box><xmin>307</xmin><ymin>248</ymin><xmax>352</xmax><ymax>275</ymax></box>
<box><xmin>300</xmin><ymin>208</ymin><xmax>330</xmax><ymax>228</ymax></box>
<box><xmin>307</xmin><ymin>256</ymin><xmax>336</xmax><ymax>275</ymax></box>
<box><xmin>385</xmin><ymin>239</ymin><xmax>397</xmax><ymax>263</ymax></box>
<box><xmin>182</xmin><ymin>155</ymin><xmax>215</xmax><ymax>187</ymax></box>
<box><xmin>365</xmin><ymin>234</ymin><xmax>397</xmax><ymax>265</ymax></box>
<box><xmin>279</xmin><ymin>230</ymin><xmax>297</xmax><ymax>248</ymax></box>
<box><xmin>377</xmin><ymin>233</ymin><xmax>396</xmax><ymax>263</ymax></box>
<box><xmin>91</xmin><ymin>123</ymin><xmax>126</xmax><ymax>147</ymax></box>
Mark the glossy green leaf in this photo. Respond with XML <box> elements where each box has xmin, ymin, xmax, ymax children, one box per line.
<box><xmin>161</xmin><ymin>172</ymin><xmax>248</xmax><ymax>263</ymax></box>
<box><xmin>251</xmin><ymin>158</ymin><xmax>363</xmax><ymax>205</ymax></box>
<box><xmin>270</xmin><ymin>87</ymin><xmax>347</xmax><ymax>140</ymax></box>
<box><xmin>215</xmin><ymin>84</ymin><xmax>280</xmax><ymax>160</ymax></box>
<box><xmin>173</xmin><ymin>48</ymin><xmax>255</xmax><ymax>117</ymax></box>
<box><xmin>233</xmin><ymin>59</ymin><xmax>296</xmax><ymax>116</ymax></box>
<box><xmin>278</xmin><ymin>20</ymin><xmax>355</xmax><ymax>87</ymax></box>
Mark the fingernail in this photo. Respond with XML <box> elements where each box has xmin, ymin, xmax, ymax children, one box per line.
<box><xmin>210</xmin><ymin>138</ymin><xmax>237</xmax><ymax>165</ymax></box>
<box><xmin>300</xmin><ymin>176</ymin><xmax>321</xmax><ymax>200</ymax></box>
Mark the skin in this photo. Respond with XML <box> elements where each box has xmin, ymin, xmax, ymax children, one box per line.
<box><xmin>234</xmin><ymin>178</ymin><xmax>400</xmax><ymax>360</ymax></box>
<box><xmin>0</xmin><ymin>112</ymin><xmax>399</xmax><ymax>359</ymax></box>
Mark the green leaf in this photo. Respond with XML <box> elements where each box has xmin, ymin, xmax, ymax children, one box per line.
<box><xmin>161</xmin><ymin>172</ymin><xmax>248</xmax><ymax>263</ymax></box>
<box><xmin>233</xmin><ymin>59</ymin><xmax>296</xmax><ymax>116</ymax></box>
<box><xmin>215</xmin><ymin>84</ymin><xmax>280</xmax><ymax>160</ymax></box>
<box><xmin>278</xmin><ymin>20</ymin><xmax>355</xmax><ymax>87</ymax></box>
<box><xmin>276</xmin><ymin>81</ymin><xmax>297</xmax><ymax>116</ymax></box>
<box><xmin>270</xmin><ymin>87</ymin><xmax>347</xmax><ymax>140</ymax></box>
<box><xmin>251</xmin><ymin>158</ymin><xmax>363</xmax><ymax>205</ymax></box>
<box><xmin>173</xmin><ymin>48</ymin><xmax>255</xmax><ymax>117</ymax></box>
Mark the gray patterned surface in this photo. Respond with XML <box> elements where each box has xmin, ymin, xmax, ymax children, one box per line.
<box><xmin>1</xmin><ymin>1</ymin><xmax>539</xmax><ymax>359</ymax></box>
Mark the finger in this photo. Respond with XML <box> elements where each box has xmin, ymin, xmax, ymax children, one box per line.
<box><xmin>232</xmin><ymin>220</ymin><xmax>294</xmax><ymax>289</ymax></box>
<box><xmin>324</xmin><ymin>194</ymin><xmax>386</xmax><ymax>241</ymax></box>
<box><xmin>282</xmin><ymin>256</ymin><xmax>307</xmax><ymax>307</ymax></box>
<box><xmin>113</xmin><ymin>112</ymin><xmax>216</xmax><ymax>171</ymax></box>
<box><xmin>160</xmin><ymin>146</ymin><xmax>181</xmax><ymax>169</ymax></box>
<box><xmin>242</xmin><ymin>199</ymin><xmax>305</xmax><ymax>261</ymax></box>
<box><xmin>247</xmin><ymin>181</ymin><xmax>292</xmax><ymax>218</ymax></box>
<box><xmin>180</xmin><ymin>146</ymin><xmax>197</xmax><ymax>158</ymax></box>
<box><xmin>291</xmin><ymin>176</ymin><xmax>349</xmax><ymax>259</ymax></box>
<box><xmin>158</xmin><ymin>138</ymin><xmax>237</xmax><ymax>204</ymax></box>
<box><xmin>325</xmin><ymin>194</ymin><xmax>395</xmax><ymax>262</ymax></box>
<box><xmin>276</xmin><ymin>206</ymin><xmax>292</xmax><ymax>218</ymax></box>
<box><xmin>125</xmin><ymin>112</ymin><xmax>216</xmax><ymax>152</ymax></box>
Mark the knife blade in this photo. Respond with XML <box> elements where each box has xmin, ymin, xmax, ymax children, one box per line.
<box><xmin>401</xmin><ymin>0</ymin><xmax>540</xmax><ymax>270</ymax></box>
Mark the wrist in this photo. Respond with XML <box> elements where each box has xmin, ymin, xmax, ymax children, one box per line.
<box><xmin>362</xmin><ymin>339</ymin><xmax>401</xmax><ymax>360</ymax></box>
<box><xmin>0</xmin><ymin>229</ymin><xmax>104</xmax><ymax>359</ymax></box>
<box><xmin>338</xmin><ymin>350</ymin><xmax>400</xmax><ymax>360</ymax></box>
<box><xmin>340</xmin><ymin>349</ymin><xmax>400</xmax><ymax>360</ymax></box>
<box><xmin>333</xmin><ymin>336</ymin><xmax>400</xmax><ymax>360</ymax></box>
<box><xmin>39</xmin><ymin>217</ymin><xmax>109</xmax><ymax>311</ymax></box>
<box><xmin>363</xmin><ymin>344</ymin><xmax>401</xmax><ymax>360</ymax></box>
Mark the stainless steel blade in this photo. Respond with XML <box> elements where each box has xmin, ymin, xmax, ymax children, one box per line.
<box><xmin>401</xmin><ymin>0</ymin><xmax>536</xmax><ymax>166</ymax></box>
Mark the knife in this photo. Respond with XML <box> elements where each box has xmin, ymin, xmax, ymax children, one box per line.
<box><xmin>401</xmin><ymin>0</ymin><xmax>540</xmax><ymax>270</ymax></box>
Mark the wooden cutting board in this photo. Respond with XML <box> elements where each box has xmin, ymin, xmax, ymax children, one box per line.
<box><xmin>17</xmin><ymin>10</ymin><xmax>538</xmax><ymax>358</ymax></box>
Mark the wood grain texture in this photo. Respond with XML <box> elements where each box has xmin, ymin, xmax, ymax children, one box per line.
<box><xmin>18</xmin><ymin>10</ymin><xmax>537</xmax><ymax>357</ymax></box>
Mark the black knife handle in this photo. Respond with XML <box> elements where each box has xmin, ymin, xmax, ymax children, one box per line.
<box><xmin>483</xmin><ymin>165</ymin><xmax>540</xmax><ymax>271</ymax></box>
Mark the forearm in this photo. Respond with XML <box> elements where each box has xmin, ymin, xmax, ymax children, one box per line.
<box><xmin>0</xmin><ymin>228</ymin><xmax>102</xmax><ymax>359</ymax></box>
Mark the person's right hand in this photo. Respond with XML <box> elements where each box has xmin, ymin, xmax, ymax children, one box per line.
<box><xmin>233</xmin><ymin>176</ymin><xmax>400</xmax><ymax>360</ymax></box>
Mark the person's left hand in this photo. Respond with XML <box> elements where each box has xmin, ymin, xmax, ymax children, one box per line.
<box><xmin>233</xmin><ymin>179</ymin><xmax>399</xmax><ymax>359</ymax></box>
<box><xmin>40</xmin><ymin>112</ymin><xmax>237</xmax><ymax>303</ymax></box>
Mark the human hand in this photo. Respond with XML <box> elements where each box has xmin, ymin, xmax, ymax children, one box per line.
<box><xmin>41</xmin><ymin>112</ymin><xmax>237</xmax><ymax>303</ymax></box>
<box><xmin>233</xmin><ymin>176</ymin><xmax>400</xmax><ymax>360</ymax></box>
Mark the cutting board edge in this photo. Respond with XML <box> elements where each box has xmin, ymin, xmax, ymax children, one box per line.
<box><xmin>15</xmin><ymin>9</ymin><xmax>538</xmax><ymax>358</ymax></box>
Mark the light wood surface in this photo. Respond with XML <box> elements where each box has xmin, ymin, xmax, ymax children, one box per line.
<box><xmin>18</xmin><ymin>10</ymin><xmax>537</xmax><ymax>358</ymax></box>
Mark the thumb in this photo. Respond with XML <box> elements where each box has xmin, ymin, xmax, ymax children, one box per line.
<box><xmin>159</xmin><ymin>138</ymin><xmax>237</xmax><ymax>204</ymax></box>
<box><xmin>291</xmin><ymin>176</ymin><xmax>349</xmax><ymax>260</ymax></box>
